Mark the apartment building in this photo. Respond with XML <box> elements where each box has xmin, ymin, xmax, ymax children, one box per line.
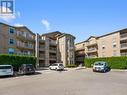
<box><xmin>75</xmin><ymin>28</ymin><xmax>127</xmax><ymax>64</ymax></box>
<box><xmin>57</xmin><ymin>33</ymin><xmax>75</xmax><ymax>66</ymax></box>
<box><xmin>35</xmin><ymin>32</ymin><xmax>75</xmax><ymax>67</ymax></box>
<box><xmin>0</xmin><ymin>23</ymin><xmax>35</xmax><ymax>55</ymax></box>
<box><xmin>0</xmin><ymin>22</ymin><xmax>75</xmax><ymax>67</ymax></box>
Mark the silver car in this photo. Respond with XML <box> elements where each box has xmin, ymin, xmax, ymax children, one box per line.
<box><xmin>0</xmin><ymin>65</ymin><xmax>14</xmax><ymax>76</ymax></box>
<box><xmin>92</xmin><ymin>61</ymin><xmax>109</xmax><ymax>73</ymax></box>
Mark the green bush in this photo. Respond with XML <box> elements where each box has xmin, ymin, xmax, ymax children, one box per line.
<box><xmin>0</xmin><ymin>54</ymin><xmax>36</xmax><ymax>71</ymax></box>
<box><xmin>84</xmin><ymin>56</ymin><xmax>127</xmax><ymax>69</ymax></box>
<box><xmin>66</xmin><ymin>64</ymin><xmax>77</xmax><ymax>68</ymax></box>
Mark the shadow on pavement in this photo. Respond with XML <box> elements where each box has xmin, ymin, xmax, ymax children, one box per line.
<box><xmin>0</xmin><ymin>71</ymin><xmax>42</xmax><ymax>79</ymax></box>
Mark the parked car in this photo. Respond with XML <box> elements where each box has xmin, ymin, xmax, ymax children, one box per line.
<box><xmin>19</xmin><ymin>64</ymin><xmax>35</xmax><ymax>75</ymax></box>
<box><xmin>92</xmin><ymin>61</ymin><xmax>110</xmax><ymax>73</ymax></box>
<box><xmin>0</xmin><ymin>65</ymin><xmax>14</xmax><ymax>76</ymax></box>
<box><xmin>49</xmin><ymin>63</ymin><xmax>64</xmax><ymax>71</ymax></box>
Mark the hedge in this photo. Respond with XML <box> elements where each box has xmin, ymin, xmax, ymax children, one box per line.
<box><xmin>84</xmin><ymin>56</ymin><xmax>127</xmax><ymax>69</ymax></box>
<box><xmin>0</xmin><ymin>54</ymin><xmax>36</xmax><ymax>71</ymax></box>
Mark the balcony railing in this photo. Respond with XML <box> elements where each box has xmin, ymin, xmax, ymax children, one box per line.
<box><xmin>49</xmin><ymin>40</ymin><xmax>56</xmax><ymax>46</ymax></box>
<box><xmin>75</xmin><ymin>51</ymin><xmax>85</xmax><ymax>55</ymax></box>
<box><xmin>121</xmin><ymin>52</ymin><xmax>127</xmax><ymax>56</ymax></box>
<box><xmin>49</xmin><ymin>56</ymin><xmax>56</xmax><ymax>60</ymax></box>
<box><xmin>86</xmin><ymin>48</ymin><xmax>97</xmax><ymax>53</ymax></box>
<box><xmin>86</xmin><ymin>42</ymin><xmax>97</xmax><ymax>47</ymax></box>
<box><xmin>17</xmin><ymin>43</ymin><xmax>34</xmax><ymax>49</ymax></box>
<box><xmin>39</xmin><ymin>46</ymin><xmax>45</xmax><ymax>51</ymax></box>
<box><xmin>120</xmin><ymin>33</ymin><xmax>127</xmax><ymax>40</ymax></box>
<box><xmin>75</xmin><ymin>47</ymin><xmax>84</xmax><ymax>51</ymax></box>
<box><xmin>86</xmin><ymin>55</ymin><xmax>97</xmax><ymax>58</ymax></box>
<box><xmin>39</xmin><ymin>54</ymin><xmax>45</xmax><ymax>58</ymax></box>
<box><xmin>16</xmin><ymin>31</ymin><xmax>35</xmax><ymax>41</ymax></box>
<box><xmin>121</xmin><ymin>43</ymin><xmax>127</xmax><ymax>49</ymax></box>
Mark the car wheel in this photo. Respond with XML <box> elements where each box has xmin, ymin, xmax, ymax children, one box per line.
<box><xmin>49</xmin><ymin>67</ymin><xmax>51</xmax><ymax>70</ymax></box>
<box><xmin>55</xmin><ymin>68</ymin><xmax>58</xmax><ymax>71</ymax></box>
<box><xmin>103</xmin><ymin>69</ymin><xmax>106</xmax><ymax>73</ymax></box>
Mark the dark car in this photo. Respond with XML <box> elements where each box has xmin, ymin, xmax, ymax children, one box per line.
<box><xmin>19</xmin><ymin>64</ymin><xmax>35</xmax><ymax>75</ymax></box>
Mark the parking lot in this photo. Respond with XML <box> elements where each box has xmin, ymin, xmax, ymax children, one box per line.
<box><xmin>0</xmin><ymin>68</ymin><xmax>127</xmax><ymax>95</ymax></box>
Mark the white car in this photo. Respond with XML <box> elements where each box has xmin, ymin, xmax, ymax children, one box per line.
<box><xmin>49</xmin><ymin>63</ymin><xmax>64</xmax><ymax>71</ymax></box>
<box><xmin>0</xmin><ymin>65</ymin><xmax>14</xmax><ymax>76</ymax></box>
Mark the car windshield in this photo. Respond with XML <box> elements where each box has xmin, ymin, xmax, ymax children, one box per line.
<box><xmin>59</xmin><ymin>64</ymin><xmax>63</xmax><ymax>66</ymax></box>
<box><xmin>0</xmin><ymin>66</ymin><xmax>12</xmax><ymax>69</ymax></box>
<box><xmin>26</xmin><ymin>65</ymin><xmax>34</xmax><ymax>68</ymax></box>
<box><xmin>51</xmin><ymin>64</ymin><xmax>57</xmax><ymax>66</ymax></box>
<box><xmin>94</xmin><ymin>62</ymin><xmax>105</xmax><ymax>66</ymax></box>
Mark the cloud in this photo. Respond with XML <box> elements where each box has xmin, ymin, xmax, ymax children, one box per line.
<box><xmin>14</xmin><ymin>23</ymin><xmax>24</xmax><ymax>27</ymax></box>
<box><xmin>41</xmin><ymin>19</ymin><xmax>50</xmax><ymax>31</ymax></box>
<box><xmin>0</xmin><ymin>6</ymin><xmax>21</xmax><ymax>22</ymax></box>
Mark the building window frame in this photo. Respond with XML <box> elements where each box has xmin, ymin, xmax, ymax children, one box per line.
<box><xmin>8</xmin><ymin>48</ymin><xmax>14</xmax><ymax>54</ymax></box>
<box><xmin>9</xmin><ymin>27</ymin><xmax>15</xmax><ymax>34</ymax></box>
<box><xmin>9</xmin><ymin>38</ymin><xmax>15</xmax><ymax>45</ymax></box>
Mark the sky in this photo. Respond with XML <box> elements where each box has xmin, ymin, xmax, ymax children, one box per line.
<box><xmin>0</xmin><ymin>0</ymin><xmax>127</xmax><ymax>43</ymax></box>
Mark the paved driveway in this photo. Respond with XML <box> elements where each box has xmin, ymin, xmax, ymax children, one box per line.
<box><xmin>0</xmin><ymin>68</ymin><xmax>127</xmax><ymax>95</ymax></box>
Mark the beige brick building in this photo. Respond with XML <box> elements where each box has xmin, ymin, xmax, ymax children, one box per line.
<box><xmin>75</xmin><ymin>29</ymin><xmax>127</xmax><ymax>65</ymax></box>
<box><xmin>35</xmin><ymin>32</ymin><xmax>75</xmax><ymax>67</ymax></box>
<box><xmin>0</xmin><ymin>22</ymin><xmax>75</xmax><ymax>67</ymax></box>
<box><xmin>0</xmin><ymin>23</ymin><xmax>35</xmax><ymax>55</ymax></box>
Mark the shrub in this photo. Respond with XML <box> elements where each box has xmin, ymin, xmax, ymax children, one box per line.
<box><xmin>66</xmin><ymin>64</ymin><xmax>77</xmax><ymax>68</ymax></box>
<box><xmin>0</xmin><ymin>54</ymin><xmax>36</xmax><ymax>71</ymax></box>
<box><xmin>84</xmin><ymin>56</ymin><xmax>127</xmax><ymax>69</ymax></box>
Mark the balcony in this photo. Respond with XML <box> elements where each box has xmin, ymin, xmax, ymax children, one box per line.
<box><xmin>39</xmin><ymin>39</ymin><xmax>45</xmax><ymax>43</ymax></box>
<box><xmin>86</xmin><ymin>55</ymin><xmax>98</xmax><ymax>58</ymax></box>
<box><xmin>16</xmin><ymin>43</ymin><xmax>34</xmax><ymax>50</ymax></box>
<box><xmin>16</xmin><ymin>31</ymin><xmax>35</xmax><ymax>42</ymax></box>
<box><xmin>49</xmin><ymin>56</ymin><xmax>56</xmax><ymax>60</ymax></box>
<box><xmin>39</xmin><ymin>46</ymin><xmax>45</xmax><ymax>51</ymax></box>
<box><xmin>120</xmin><ymin>43</ymin><xmax>127</xmax><ymax>50</ymax></box>
<box><xmin>75</xmin><ymin>47</ymin><xmax>84</xmax><ymax>51</ymax></box>
<box><xmin>121</xmin><ymin>52</ymin><xmax>127</xmax><ymax>56</ymax></box>
<box><xmin>86</xmin><ymin>48</ymin><xmax>98</xmax><ymax>53</ymax></box>
<box><xmin>49</xmin><ymin>40</ymin><xmax>56</xmax><ymax>46</ymax></box>
<box><xmin>75</xmin><ymin>51</ymin><xmax>85</xmax><ymax>56</ymax></box>
<box><xmin>120</xmin><ymin>33</ymin><xmax>127</xmax><ymax>41</ymax></box>
<box><xmin>39</xmin><ymin>54</ymin><xmax>45</xmax><ymax>60</ymax></box>
<box><xmin>86</xmin><ymin>42</ymin><xmax>97</xmax><ymax>47</ymax></box>
<box><xmin>49</xmin><ymin>47</ymin><xmax>57</xmax><ymax>53</ymax></box>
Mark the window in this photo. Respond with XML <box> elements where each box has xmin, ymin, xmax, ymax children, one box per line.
<box><xmin>113</xmin><ymin>44</ymin><xmax>116</xmax><ymax>48</ymax></box>
<box><xmin>9</xmin><ymin>27</ymin><xmax>15</xmax><ymax>34</ymax></box>
<box><xmin>102</xmin><ymin>46</ymin><xmax>105</xmax><ymax>49</ymax></box>
<box><xmin>8</xmin><ymin>48</ymin><xmax>14</xmax><ymax>54</ymax></box>
<box><xmin>9</xmin><ymin>39</ymin><xmax>15</xmax><ymax>44</ymax></box>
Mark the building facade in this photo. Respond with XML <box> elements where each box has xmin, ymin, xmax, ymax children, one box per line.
<box><xmin>75</xmin><ymin>29</ymin><xmax>127</xmax><ymax>64</ymax></box>
<box><xmin>0</xmin><ymin>23</ymin><xmax>35</xmax><ymax>55</ymax></box>
<box><xmin>35</xmin><ymin>32</ymin><xmax>75</xmax><ymax>67</ymax></box>
<box><xmin>0</xmin><ymin>22</ymin><xmax>75</xmax><ymax>67</ymax></box>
